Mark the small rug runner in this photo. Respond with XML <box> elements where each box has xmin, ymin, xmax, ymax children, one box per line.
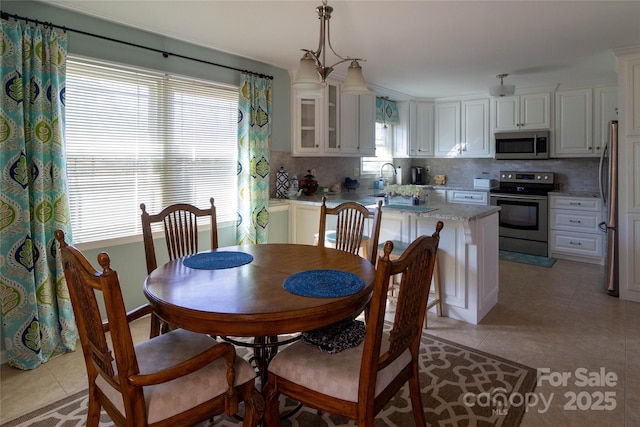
<box><xmin>3</xmin><ymin>331</ymin><xmax>536</xmax><ymax>427</ymax></box>
<box><xmin>499</xmin><ymin>250</ymin><xmax>556</xmax><ymax>268</ymax></box>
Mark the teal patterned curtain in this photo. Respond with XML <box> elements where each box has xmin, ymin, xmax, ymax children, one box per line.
<box><xmin>0</xmin><ymin>20</ymin><xmax>77</xmax><ymax>369</ymax></box>
<box><xmin>376</xmin><ymin>97</ymin><xmax>399</xmax><ymax>124</ymax></box>
<box><xmin>236</xmin><ymin>74</ymin><xmax>272</xmax><ymax>244</ymax></box>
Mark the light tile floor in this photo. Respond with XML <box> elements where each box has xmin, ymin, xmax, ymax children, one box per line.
<box><xmin>1</xmin><ymin>258</ymin><xmax>639</xmax><ymax>426</ymax></box>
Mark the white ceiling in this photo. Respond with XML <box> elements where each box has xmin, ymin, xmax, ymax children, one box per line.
<box><xmin>39</xmin><ymin>0</ymin><xmax>640</xmax><ymax>99</ymax></box>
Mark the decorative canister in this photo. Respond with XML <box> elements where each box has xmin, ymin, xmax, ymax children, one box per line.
<box><xmin>276</xmin><ymin>166</ymin><xmax>289</xmax><ymax>198</ymax></box>
<box><xmin>300</xmin><ymin>170</ymin><xmax>319</xmax><ymax>196</ymax></box>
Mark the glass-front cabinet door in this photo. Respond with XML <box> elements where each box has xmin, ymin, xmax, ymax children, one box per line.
<box><xmin>293</xmin><ymin>96</ymin><xmax>322</xmax><ymax>155</ymax></box>
<box><xmin>325</xmin><ymin>84</ymin><xmax>339</xmax><ymax>152</ymax></box>
<box><xmin>292</xmin><ymin>81</ymin><xmax>339</xmax><ymax>156</ymax></box>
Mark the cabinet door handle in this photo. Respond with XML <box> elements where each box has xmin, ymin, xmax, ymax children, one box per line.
<box><xmin>569</xmin><ymin>241</ymin><xmax>582</xmax><ymax>246</ymax></box>
<box><xmin>569</xmin><ymin>202</ymin><xmax>582</xmax><ymax>206</ymax></box>
<box><xmin>569</xmin><ymin>219</ymin><xmax>582</xmax><ymax>223</ymax></box>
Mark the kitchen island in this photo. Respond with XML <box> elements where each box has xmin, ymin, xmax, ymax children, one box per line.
<box><xmin>273</xmin><ymin>193</ymin><xmax>500</xmax><ymax>325</ymax></box>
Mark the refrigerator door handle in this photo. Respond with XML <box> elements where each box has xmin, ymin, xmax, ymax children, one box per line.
<box><xmin>598</xmin><ymin>143</ymin><xmax>608</xmax><ymax>207</ymax></box>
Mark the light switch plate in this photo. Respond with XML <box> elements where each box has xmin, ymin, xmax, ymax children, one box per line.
<box><xmin>353</xmin><ymin>167</ymin><xmax>360</xmax><ymax>177</ymax></box>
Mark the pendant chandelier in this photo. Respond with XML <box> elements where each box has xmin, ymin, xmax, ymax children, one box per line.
<box><xmin>293</xmin><ymin>0</ymin><xmax>369</xmax><ymax>98</ymax></box>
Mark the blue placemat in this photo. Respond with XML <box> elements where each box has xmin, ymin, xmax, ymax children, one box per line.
<box><xmin>183</xmin><ymin>251</ymin><xmax>253</xmax><ymax>270</ymax></box>
<box><xmin>283</xmin><ymin>269</ymin><xmax>365</xmax><ymax>298</ymax></box>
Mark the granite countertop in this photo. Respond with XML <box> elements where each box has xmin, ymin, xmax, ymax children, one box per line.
<box><xmin>270</xmin><ymin>191</ymin><xmax>500</xmax><ymax>222</ymax></box>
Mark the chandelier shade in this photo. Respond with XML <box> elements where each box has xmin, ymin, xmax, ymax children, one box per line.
<box><xmin>489</xmin><ymin>73</ymin><xmax>516</xmax><ymax>97</ymax></box>
<box><xmin>341</xmin><ymin>60</ymin><xmax>369</xmax><ymax>95</ymax></box>
<box><xmin>293</xmin><ymin>1</ymin><xmax>368</xmax><ymax>97</ymax></box>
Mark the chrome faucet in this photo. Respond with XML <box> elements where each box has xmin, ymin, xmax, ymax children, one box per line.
<box><xmin>380</xmin><ymin>163</ymin><xmax>397</xmax><ymax>184</ymax></box>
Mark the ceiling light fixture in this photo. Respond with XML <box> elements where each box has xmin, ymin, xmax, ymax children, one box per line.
<box><xmin>489</xmin><ymin>74</ymin><xmax>516</xmax><ymax>97</ymax></box>
<box><xmin>293</xmin><ymin>0</ymin><xmax>369</xmax><ymax>98</ymax></box>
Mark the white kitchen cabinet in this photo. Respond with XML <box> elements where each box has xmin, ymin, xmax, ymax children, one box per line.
<box><xmin>434</xmin><ymin>101</ymin><xmax>460</xmax><ymax>157</ymax></box>
<box><xmin>492</xmin><ymin>92</ymin><xmax>550</xmax><ymax>131</ymax></box>
<box><xmin>293</xmin><ymin>80</ymin><xmax>373</xmax><ymax>157</ymax></box>
<box><xmin>292</xmin><ymin>96</ymin><xmax>323</xmax><ymax>156</ymax></box>
<box><xmin>392</xmin><ymin>101</ymin><xmax>434</xmax><ymax>158</ymax></box>
<box><xmin>461</xmin><ymin>98</ymin><xmax>490</xmax><ymax>157</ymax></box>
<box><xmin>411</xmin><ymin>212</ymin><xmax>499</xmax><ymax>324</ymax></box>
<box><xmin>616</xmin><ymin>51</ymin><xmax>640</xmax><ymax>302</ymax></box>
<box><xmin>288</xmin><ymin>203</ymin><xmax>321</xmax><ymax>244</ymax></box>
<box><xmin>434</xmin><ymin>98</ymin><xmax>490</xmax><ymax>158</ymax></box>
<box><xmin>339</xmin><ymin>92</ymin><xmax>376</xmax><ymax>156</ymax></box>
<box><xmin>548</xmin><ymin>194</ymin><xmax>604</xmax><ymax>264</ymax></box>
<box><xmin>267</xmin><ymin>203</ymin><xmax>289</xmax><ymax>243</ymax></box>
<box><xmin>552</xmin><ymin>86</ymin><xmax>618</xmax><ymax>157</ymax></box>
<box><xmin>593</xmin><ymin>86</ymin><xmax>618</xmax><ymax>153</ymax></box>
<box><xmin>414</xmin><ymin>102</ymin><xmax>435</xmax><ymax>157</ymax></box>
<box><xmin>392</xmin><ymin>101</ymin><xmax>410</xmax><ymax>158</ymax></box>
<box><xmin>447</xmin><ymin>189</ymin><xmax>489</xmax><ymax>205</ymax></box>
<box><xmin>292</xmin><ymin>81</ymin><xmax>339</xmax><ymax>156</ymax></box>
<box><xmin>553</xmin><ymin>88</ymin><xmax>593</xmax><ymax>157</ymax></box>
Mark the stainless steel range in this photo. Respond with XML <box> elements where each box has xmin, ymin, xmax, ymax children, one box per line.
<box><xmin>490</xmin><ymin>171</ymin><xmax>555</xmax><ymax>257</ymax></box>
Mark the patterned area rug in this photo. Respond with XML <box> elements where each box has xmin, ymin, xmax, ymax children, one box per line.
<box><xmin>3</xmin><ymin>331</ymin><xmax>536</xmax><ymax>427</ymax></box>
<box><xmin>499</xmin><ymin>250</ymin><xmax>556</xmax><ymax>268</ymax></box>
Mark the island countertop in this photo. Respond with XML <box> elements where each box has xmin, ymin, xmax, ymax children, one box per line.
<box><xmin>270</xmin><ymin>193</ymin><xmax>500</xmax><ymax>222</ymax></box>
<box><xmin>276</xmin><ymin>190</ymin><xmax>500</xmax><ymax>325</ymax></box>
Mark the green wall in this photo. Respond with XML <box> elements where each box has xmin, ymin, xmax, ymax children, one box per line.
<box><xmin>1</xmin><ymin>1</ymin><xmax>292</xmax><ymax>356</ymax></box>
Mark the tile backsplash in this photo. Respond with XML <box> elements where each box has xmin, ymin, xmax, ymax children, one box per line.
<box><xmin>269</xmin><ymin>152</ymin><xmax>600</xmax><ymax>197</ymax></box>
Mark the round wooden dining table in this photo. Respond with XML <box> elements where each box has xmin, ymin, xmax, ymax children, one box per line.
<box><xmin>143</xmin><ymin>243</ymin><xmax>377</xmax><ymax>338</ymax></box>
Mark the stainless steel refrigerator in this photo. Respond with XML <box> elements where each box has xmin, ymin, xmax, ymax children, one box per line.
<box><xmin>599</xmin><ymin>120</ymin><xmax>618</xmax><ymax>296</ymax></box>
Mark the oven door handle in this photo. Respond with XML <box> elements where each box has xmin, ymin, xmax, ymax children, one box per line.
<box><xmin>490</xmin><ymin>194</ymin><xmax>547</xmax><ymax>201</ymax></box>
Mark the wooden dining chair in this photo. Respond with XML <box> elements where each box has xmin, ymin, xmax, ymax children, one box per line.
<box><xmin>140</xmin><ymin>198</ymin><xmax>218</xmax><ymax>337</ymax></box>
<box><xmin>316</xmin><ymin>197</ymin><xmax>383</xmax><ymax>265</ymax></box>
<box><xmin>263</xmin><ymin>221</ymin><xmax>443</xmax><ymax>427</ymax></box>
<box><xmin>54</xmin><ymin>230</ymin><xmax>262</xmax><ymax>427</ymax></box>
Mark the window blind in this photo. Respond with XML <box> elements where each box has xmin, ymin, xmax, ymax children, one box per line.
<box><xmin>361</xmin><ymin>122</ymin><xmax>393</xmax><ymax>175</ymax></box>
<box><xmin>65</xmin><ymin>56</ymin><xmax>238</xmax><ymax>244</ymax></box>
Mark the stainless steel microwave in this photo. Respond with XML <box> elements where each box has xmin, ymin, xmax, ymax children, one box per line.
<box><xmin>494</xmin><ymin>131</ymin><xmax>550</xmax><ymax>160</ymax></box>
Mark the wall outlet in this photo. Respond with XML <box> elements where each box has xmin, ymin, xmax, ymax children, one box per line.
<box><xmin>425</xmin><ymin>166</ymin><xmax>431</xmax><ymax>173</ymax></box>
<box><xmin>311</xmin><ymin>169</ymin><xmax>316</xmax><ymax>177</ymax></box>
<box><xmin>353</xmin><ymin>167</ymin><xmax>360</xmax><ymax>177</ymax></box>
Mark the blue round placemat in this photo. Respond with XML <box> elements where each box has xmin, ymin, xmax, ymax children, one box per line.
<box><xmin>283</xmin><ymin>269</ymin><xmax>365</xmax><ymax>298</ymax></box>
<box><xmin>183</xmin><ymin>252</ymin><xmax>253</xmax><ymax>270</ymax></box>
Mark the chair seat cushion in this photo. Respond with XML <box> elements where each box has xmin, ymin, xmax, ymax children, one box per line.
<box><xmin>96</xmin><ymin>328</ymin><xmax>256</xmax><ymax>424</ymax></box>
<box><xmin>268</xmin><ymin>331</ymin><xmax>411</xmax><ymax>402</ymax></box>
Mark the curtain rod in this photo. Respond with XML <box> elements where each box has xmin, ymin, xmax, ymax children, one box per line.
<box><xmin>0</xmin><ymin>11</ymin><xmax>274</xmax><ymax>80</ymax></box>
